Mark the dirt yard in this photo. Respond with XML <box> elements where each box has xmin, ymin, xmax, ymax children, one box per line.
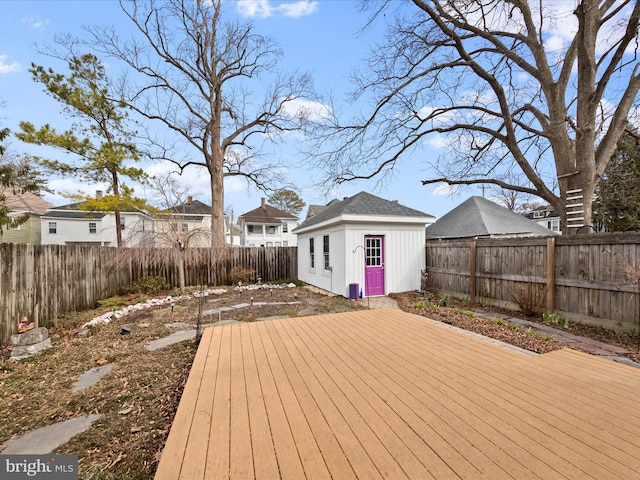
<box><xmin>1</xmin><ymin>284</ymin><xmax>638</xmax><ymax>479</ymax></box>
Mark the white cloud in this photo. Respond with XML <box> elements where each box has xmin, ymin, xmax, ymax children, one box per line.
<box><xmin>281</xmin><ymin>98</ymin><xmax>332</xmax><ymax>121</ymax></box>
<box><xmin>433</xmin><ymin>183</ymin><xmax>457</xmax><ymax>196</ymax></box>
<box><xmin>0</xmin><ymin>54</ymin><xmax>20</xmax><ymax>74</ymax></box>
<box><xmin>236</xmin><ymin>0</ymin><xmax>318</xmax><ymax>18</ymax></box>
<box><xmin>21</xmin><ymin>15</ymin><xmax>49</xmax><ymax>29</ymax></box>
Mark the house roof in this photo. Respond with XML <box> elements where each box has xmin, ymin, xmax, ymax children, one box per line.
<box><xmin>1</xmin><ymin>188</ymin><xmax>53</xmax><ymax>215</ymax></box>
<box><xmin>42</xmin><ymin>210</ymin><xmax>106</xmax><ymax>220</ymax></box>
<box><xmin>43</xmin><ymin>201</ymin><xmax>153</xmax><ymax>220</ymax></box>
<box><xmin>239</xmin><ymin>201</ymin><xmax>298</xmax><ymax>222</ymax></box>
<box><xmin>166</xmin><ymin>199</ymin><xmax>211</xmax><ymax>216</ymax></box>
<box><xmin>294</xmin><ymin>191</ymin><xmax>435</xmax><ymax>232</ymax></box>
<box><xmin>426</xmin><ymin>196</ymin><xmax>556</xmax><ymax>239</ymax></box>
<box><xmin>305</xmin><ymin>199</ymin><xmax>341</xmax><ymax>219</ymax></box>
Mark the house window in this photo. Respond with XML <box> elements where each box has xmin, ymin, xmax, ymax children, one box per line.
<box><xmin>323</xmin><ymin>235</ymin><xmax>330</xmax><ymax>270</ymax></box>
<box><xmin>283</xmin><ymin>241</ymin><xmax>288</xmax><ymax>247</ymax></box>
<box><xmin>171</xmin><ymin>222</ymin><xmax>178</xmax><ymax>232</ymax></box>
<box><xmin>89</xmin><ymin>222</ymin><xmax>97</xmax><ymax>234</ymax></box>
<box><xmin>266</xmin><ymin>242</ymin><xmax>273</xmax><ymax>247</ymax></box>
<box><xmin>247</xmin><ymin>224</ymin><xmax>254</xmax><ymax>234</ymax></box>
<box><xmin>268</xmin><ymin>225</ymin><xmax>276</xmax><ymax>234</ymax></box>
<box><xmin>48</xmin><ymin>222</ymin><xmax>57</xmax><ymax>234</ymax></box>
<box><xmin>119</xmin><ymin>217</ymin><xmax>125</xmax><ymax>230</ymax></box>
<box><xmin>309</xmin><ymin>237</ymin><xmax>315</xmax><ymax>268</ymax></box>
<box><xmin>182</xmin><ymin>223</ymin><xmax>189</xmax><ymax>232</ymax></box>
<box><xmin>282</xmin><ymin>223</ymin><xmax>288</xmax><ymax>233</ymax></box>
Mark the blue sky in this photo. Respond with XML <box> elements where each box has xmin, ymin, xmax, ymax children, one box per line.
<box><xmin>0</xmin><ymin>0</ymin><xmax>483</xmax><ymax>220</ymax></box>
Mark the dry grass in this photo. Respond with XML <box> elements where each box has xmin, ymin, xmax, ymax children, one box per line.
<box><xmin>0</xmin><ymin>286</ymin><xmax>363</xmax><ymax>479</ymax></box>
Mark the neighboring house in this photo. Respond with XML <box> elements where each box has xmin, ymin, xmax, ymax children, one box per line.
<box><xmin>523</xmin><ymin>204</ymin><xmax>562</xmax><ymax>233</ymax></box>
<box><xmin>305</xmin><ymin>199</ymin><xmax>341</xmax><ymax>219</ymax></box>
<box><xmin>0</xmin><ymin>188</ymin><xmax>53</xmax><ymax>244</ymax></box>
<box><xmin>41</xmin><ymin>202</ymin><xmax>155</xmax><ymax>247</ymax></box>
<box><xmin>426</xmin><ymin>196</ymin><xmax>557</xmax><ymax>239</ymax></box>
<box><xmin>293</xmin><ymin>191</ymin><xmax>435</xmax><ymax>298</ymax></box>
<box><xmin>238</xmin><ymin>198</ymin><xmax>298</xmax><ymax>247</ymax></box>
<box><xmin>156</xmin><ymin>196</ymin><xmax>212</xmax><ymax>248</ymax></box>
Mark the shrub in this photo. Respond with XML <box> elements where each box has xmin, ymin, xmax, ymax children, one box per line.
<box><xmin>230</xmin><ymin>266</ymin><xmax>256</xmax><ymax>285</ymax></box>
<box><xmin>131</xmin><ymin>275</ymin><xmax>171</xmax><ymax>295</ymax></box>
<box><xmin>510</xmin><ymin>282</ymin><xmax>546</xmax><ymax>316</ymax></box>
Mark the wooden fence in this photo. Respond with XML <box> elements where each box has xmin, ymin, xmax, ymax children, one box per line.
<box><xmin>0</xmin><ymin>244</ymin><xmax>297</xmax><ymax>345</ymax></box>
<box><xmin>426</xmin><ymin>232</ymin><xmax>640</xmax><ymax>332</ymax></box>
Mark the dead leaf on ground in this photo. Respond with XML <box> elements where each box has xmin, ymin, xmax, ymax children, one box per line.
<box><xmin>118</xmin><ymin>407</ymin><xmax>134</xmax><ymax>415</ymax></box>
<box><xmin>96</xmin><ymin>358</ymin><xmax>108</xmax><ymax>366</ymax></box>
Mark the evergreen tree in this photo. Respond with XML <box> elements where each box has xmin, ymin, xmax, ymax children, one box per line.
<box><xmin>17</xmin><ymin>54</ymin><xmax>149</xmax><ymax>247</ymax></box>
<box><xmin>594</xmin><ymin>131</ymin><xmax>640</xmax><ymax>232</ymax></box>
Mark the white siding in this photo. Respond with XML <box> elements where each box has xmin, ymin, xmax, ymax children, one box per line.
<box><xmin>297</xmin><ymin>221</ymin><xmax>426</xmax><ymax>297</ymax></box>
<box><xmin>41</xmin><ymin>212</ymin><xmax>154</xmax><ymax>246</ymax></box>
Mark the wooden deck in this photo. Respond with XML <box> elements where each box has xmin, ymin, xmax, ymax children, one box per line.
<box><xmin>155</xmin><ymin>308</ymin><xmax>640</xmax><ymax>480</ymax></box>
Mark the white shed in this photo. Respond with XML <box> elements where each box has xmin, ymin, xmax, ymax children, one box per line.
<box><xmin>293</xmin><ymin>192</ymin><xmax>435</xmax><ymax>298</ymax></box>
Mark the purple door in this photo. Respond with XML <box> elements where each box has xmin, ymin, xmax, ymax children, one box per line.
<box><xmin>364</xmin><ymin>236</ymin><xmax>385</xmax><ymax>296</ymax></box>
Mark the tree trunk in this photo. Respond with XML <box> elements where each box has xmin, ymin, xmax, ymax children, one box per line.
<box><xmin>209</xmin><ymin>153</ymin><xmax>226</xmax><ymax>250</ymax></box>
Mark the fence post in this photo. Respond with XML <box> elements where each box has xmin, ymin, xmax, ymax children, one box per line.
<box><xmin>546</xmin><ymin>236</ymin><xmax>556</xmax><ymax>313</ymax></box>
<box><xmin>469</xmin><ymin>240</ymin><xmax>476</xmax><ymax>303</ymax></box>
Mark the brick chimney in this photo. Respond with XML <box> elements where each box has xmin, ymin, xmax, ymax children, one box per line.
<box><xmin>96</xmin><ymin>190</ymin><xmax>103</xmax><ymax>199</ymax></box>
<box><xmin>261</xmin><ymin>197</ymin><xmax>266</xmax><ymax>209</ymax></box>
<box><xmin>187</xmin><ymin>195</ymin><xmax>193</xmax><ymax>205</ymax></box>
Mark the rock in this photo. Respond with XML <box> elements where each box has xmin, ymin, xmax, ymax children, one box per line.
<box><xmin>11</xmin><ymin>327</ymin><xmax>49</xmax><ymax>347</ymax></box>
<box><xmin>11</xmin><ymin>338</ymin><xmax>52</xmax><ymax>359</ymax></box>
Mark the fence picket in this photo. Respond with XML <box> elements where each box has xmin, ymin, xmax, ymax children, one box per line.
<box><xmin>0</xmin><ymin>245</ymin><xmax>297</xmax><ymax>345</ymax></box>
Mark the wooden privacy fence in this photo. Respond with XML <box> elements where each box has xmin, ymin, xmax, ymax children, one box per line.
<box><xmin>0</xmin><ymin>244</ymin><xmax>297</xmax><ymax>345</ymax></box>
<box><xmin>426</xmin><ymin>232</ymin><xmax>640</xmax><ymax>332</ymax></box>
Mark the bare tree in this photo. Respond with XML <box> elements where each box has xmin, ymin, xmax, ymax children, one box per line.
<box><xmin>148</xmin><ymin>173</ymin><xmax>212</xmax><ymax>291</ymax></box>
<box><xmin>83</xmin><ymin>0</ymin><xmax>315</xmax><ymax>248</ymax></box>
<box><xmin>312</xmin><ymin>0</ymin><xmax>640</xmax><ymax>234</ymax></box>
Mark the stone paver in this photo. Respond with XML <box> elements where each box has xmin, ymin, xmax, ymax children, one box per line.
<box><xmin>1</xmin><ymin>415</ymin><xmax>101</xmax><ymax>454</ymax></box>
<box><xmin>71</xmin><ymin>364</ymin><xmax>112</xmax><ymax>392</ymax></box>
<box><xmin>146</xmin><ymin>330</ymin><xmax>196</xmax><ymax>351</ymax></box>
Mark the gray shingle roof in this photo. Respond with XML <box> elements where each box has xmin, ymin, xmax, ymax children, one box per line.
<box><xmin>166</xmin><ymin>199</ymin><xmax>211</xmax><ymax>215</ymax></box>
<box><xmin>239</xmin><ymin>203</ymin><xmax>297</xmax><ymax>222</ymax></box>
<box><xmin>426</xmin><ymin>196</ymin><xmax>555</xmax><ymax>239</ymax></box>
<box><xmin>42</xmin><ymin>210</ymin><xmax>105</xmax><ymax>220</ymax></box>
<box><xmin>294</xmin><ymin>192</ymin><xmax>434</xmax><ymax>231</ymax></box>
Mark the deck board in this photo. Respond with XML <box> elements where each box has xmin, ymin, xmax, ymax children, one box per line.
<box><xmin>155</xmin><ymin>308</ymin><xmax>640</xmax><ymax>480</ymax></box>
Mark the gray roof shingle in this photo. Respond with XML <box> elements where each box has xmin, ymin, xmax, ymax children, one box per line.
<box><xmin>426</xmin><ymin>196</ymin><xmax>555</xmax><ymax>239</ymax></box>
<box><xmin>294</xmin><ymin>192</ymin><xmax>434</xmax><ymax>231</ymax></box>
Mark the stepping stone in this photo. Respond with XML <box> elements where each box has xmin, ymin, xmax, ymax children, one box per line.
<box><xmin>232</xmin><ymin>303</ymin><xmax>251</xmax><ymax>309</ymax></box>
<box><xmin>297</xmin><ymin>307</ymin><xmax>316</xmax><ymax>316</ymax></box>
<box><xmin>1</xmin><ymin>414</ymin><xmax>101</xmax><ymax>454</ymax></box>
<box><xmin>165</xmin><ymin>322</ymin><xmax>192</xmax><ymax>329</ymax></box>
<box><xmin>71</xmin><ymin>364</ymin><xmax>112</xmax><ymax>392</ymax></box>
<box><xmin>146</xmin><ymin>330</ymin><xmax>196</xmax><ymax>351</ymax></box>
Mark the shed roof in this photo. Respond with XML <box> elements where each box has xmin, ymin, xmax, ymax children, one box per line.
<box><xmin>426</xmin><ymin>196</ymin><xmax>555</xmax><ymax>239</ymax></box>
<box><xmin>294</xmin><ymin>191</ymin><xmax>434</xmax><ymax>232</ymax></box>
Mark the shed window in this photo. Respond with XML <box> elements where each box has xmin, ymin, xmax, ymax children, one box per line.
<box><xmin>89</xmin><ymin>222</ymin><xmax>97</xmax><ymax>234</ymax></box>
<box><xmin>323</xmin><ymin>235</ymin><xmax>330</xmax><ymax>270</ymax></box>
<box><xmin>48</xmin><ymin>222</ymin><xmax>57</xmax><ymax>234</ymax></box>
<box><xmin>309</xmin><ymin>237</ymin><xmax>315</xmax><ymax>268</ymax></box>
